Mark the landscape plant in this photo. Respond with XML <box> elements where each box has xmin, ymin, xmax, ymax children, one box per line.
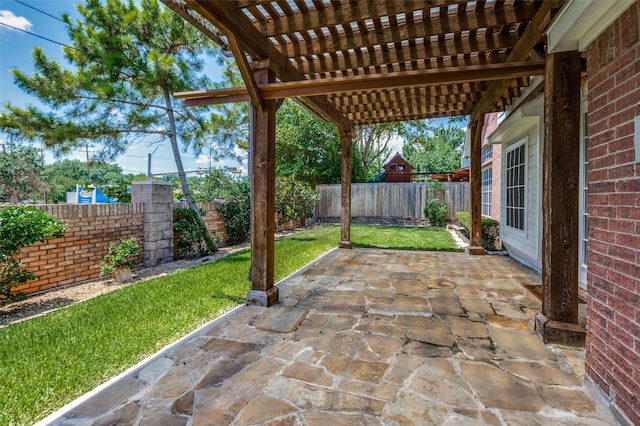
<box><xmin>174</xmin><ymin>207</ymin><xmax>219</xmax><ymax>258</ymax></box>
<box><xmin>0</xmin><ymin>206</ymin><xmax>66</xmax><ymax>301</ymax></box>
<box><xmin>424</xmin><ymin>180</ymin><xmax>448</xmax><ymax>227</ymax></box>
<box><xmin>100</xmin><ymin>237</ymin><xmax>143</xmax><ymax>279</ymax></box>
<box><xmin>456</xmin><ymin>211</ymin><xmax>502</xmax><ymax>251</ymax></box>
<box><xmin>275</xmin><ymin>176</ymin><xmax>320</xmax><ymax>228</ymax></box>
<box><xmin>201</xmin><ymin>171</ymin><xmax>251</xmax><ymax>243</ymax></box>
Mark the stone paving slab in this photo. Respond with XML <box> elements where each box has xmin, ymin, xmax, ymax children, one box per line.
<box><xmin>47</xmin><ymin>249</ymin><xmax>618</xmax><ymax>426</ymax></box>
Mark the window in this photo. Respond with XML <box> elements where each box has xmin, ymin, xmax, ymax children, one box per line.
<box><xmin>580</xmin><ymin>113</ymin><xmax>589</xmax><ymax>266</ymax></box>
<box><xmin>481</xmin><ymin>144</ymin><xmax>493</xmax><ymax>164</ymax></box>
<box><xmin>482</xmin><ymin>166</ymin><xmax>492</xmax><ymax>216</ymax></box>
<box><xmin>505</xmin><ymin>142</ymin><xmax>526</xmax><ymax>231</ymax></box>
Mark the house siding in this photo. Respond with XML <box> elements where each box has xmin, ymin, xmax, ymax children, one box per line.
<box><xmin>584</xmin><ymin>2</ymin><xmax>640</xmax><ymax>425</ymax></box>
<box><xmin>498</xmin><ymin>116</ymin><xmax>543</xmax><ymax>272</ymax></box>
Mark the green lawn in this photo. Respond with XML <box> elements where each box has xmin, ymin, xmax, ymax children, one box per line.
<box><xmin>0</xmin><ymin>224</ymin><xmax>458</xmax><ymax>425</ymax></box>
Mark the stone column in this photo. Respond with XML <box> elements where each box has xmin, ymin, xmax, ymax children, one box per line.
<box><xmin>131</xmin><ymin>181</ymin><xmax>174</xmax><ymax>267</ymax></box>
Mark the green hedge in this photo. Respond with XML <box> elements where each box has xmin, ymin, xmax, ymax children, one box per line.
<box><xmin>456</xmin><ymin>211</ymin><xmax>502</xmax><ymax>251</ymax></box>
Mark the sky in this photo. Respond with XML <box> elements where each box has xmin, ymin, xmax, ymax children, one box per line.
<box><xmin>0</xmin><ymin>0</ymin><xmax>459</xmax><ymax>179</ymax></box>
<box><xmin>0</xmin><ymin>0</ymin><xmax>243</xmax><ymax>177</ymax></box>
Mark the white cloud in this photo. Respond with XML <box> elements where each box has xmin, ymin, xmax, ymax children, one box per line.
<box><xmin>0</xmin><ymin>10</ymin><xmax>33</xmax><ymax>31</ymax></box>
<box><xmin>194</xmin><ymin>154</ymin><xmax>209</xmax><ymax>164</ymax></box>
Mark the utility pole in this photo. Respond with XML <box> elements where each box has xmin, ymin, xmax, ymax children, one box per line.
<box><xmin>147</xmin><ymin>144</ymin><xmax>164</xmax><ymax>180</ymax></box>
<box><xmin>85</xmin><ymin>142</ymin><xmax>91</xmax><ymax>181</ymax></box>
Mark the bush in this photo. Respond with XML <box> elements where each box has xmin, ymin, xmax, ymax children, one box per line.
<box><xmin>456</xmin><ymin>211</ymin><xmax>502</xmax><ymax>251</ymax></box>
<box><xmin>424</xmin><ymin>198</ymin><xmax>448</xmax><ymax>227</ymax></box>
<box><xmin>275</xmin><ymin>176</ymin><xmax>320</xmax><ymax>228</ymax></box>
<box><xmin>424</xmin><ymin>180</ymin><xmax>448</xmax><ymax>227</ymax></box>
<box><xmin>0</xmin><ymin>206</ymin><xmax>66</xmax><ymax>301</ymax></box>
<box><xmin>100</xmin><ymin>237</ymin><xmax>143</xmax><ymax>275</ymax></box>
<box><xmin>174</xmin><ymin>208</ymin><xmax>219</xmax><ymax>258</ymax></box>
<box><xmin>201</xmin><ymin>171</ymin><xmax>251</xmax><ymax>244</ymax></box>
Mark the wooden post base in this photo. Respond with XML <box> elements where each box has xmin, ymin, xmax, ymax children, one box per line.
<box><xmin>468</xmin><ymin>246</ymin><xmax>485</xmax><ymax>255</ymax></box>
<box><xmin>246</xmin><ymin>287</ymin><xmax>279</xmax><ymax>307</ymax></box>
<box><xmin>535</xmin><ymin>312</ymin><xmax>585</xmax><ymax>346</ymax></box>
<box><xmin>339</xmin><ymin>240</ymin><xmax>353</xmax><ymax>249</ymax></box>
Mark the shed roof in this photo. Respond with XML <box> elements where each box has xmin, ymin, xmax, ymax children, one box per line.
<box><xmin>384</xmin><ymin>152</ymin><xmax>413</xmax><ymax>170</ymax></box>
<box><xmin>163</xmin><ymin>0</ymin><xmax>559</xmax><ymax>129</ymax></box>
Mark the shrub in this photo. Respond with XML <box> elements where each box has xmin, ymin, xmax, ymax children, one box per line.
<box><xmin>424</xmin><ymin>180</ymin><xmax>448</xmax><ymax>227</ymax></box>
<box><xmin>456</xmin><ymin>211</ymin><xmax>502</xmax><ymax>251</ymax></box>
<box><xmin>424</xmin><ymin>198</ymin><xmax>448</xmax><ymax>227</ymax></box>
<box><xmin>201</xmin><ymin>171</ymin><xmax>251</xmax><ymax>244</ymax></box>
<box><xmin>174</xmin><ymin>207</ymin><xmax>219</xmax><ymax>258</ymax></box>
<box><xmin>275</xmin><ymin>176</ymin><xmax>320</xmax><ymax>228</ymax></box>
<box><xmin>100</xmin><ymin>237</ymin><xmax>143</xmax><ymax>275</ymax></box>
<box><xmin>0</xmin><ymin>206</ymin><xmax>66</xmax><ymax>301</ymax></box>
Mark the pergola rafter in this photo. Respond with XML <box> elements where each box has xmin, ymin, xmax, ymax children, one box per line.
<box><xmin>168</xmin><ymin>0</ymin><xmax>549</xmax><ymax>127</ymax></box>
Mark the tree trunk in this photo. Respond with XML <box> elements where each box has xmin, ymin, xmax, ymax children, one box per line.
<box><xmin>163</xmin><ymin>89</ymin><xmax>217</xmax><ymax>253</ymax></box>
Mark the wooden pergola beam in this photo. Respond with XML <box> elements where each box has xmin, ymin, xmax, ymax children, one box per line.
<box><xmin>471</xmin><ymin>0</ymin><xmax>562</xmax><ymax>120</ymax></box>
<box><xmin>168</xmin><ymin>0</ymin><xmax>352</xmax><ymax>131</ymax></box>
<box><xmin>468</xmin><ymin>114</ymin><xmax>485</xmax><ymax>255</ymax></box>
<box><xmin>278</xmin><ymin>20</ymin><xmax>518</xmax><ymax>58</ymax></box>
<box><xmin>295</xmin><ymin>34</ymin><xmax>518</xmax><ymax>76</ymax></box>
<box><xmin>254</xmin><ymin>1</ymin><xmax>537</xmax><ymax>38</ymax></box>
<box><xmin>297</xmin><ymin>51</ymin><xmax>511</xmax><ymax>79</ymax></box>
<box><xmin>226</xmin><ymin>34</ymin><xmax>265</xmax><ymax>113</ymax></box>
<box><xmin>176</xmin><ymin>60</ymin><xmax>545</xmax><ymax>107</ymax></box>
<box><xmin>536</xmin><ymin>49</ymin><xmax>585</xmax><ymax>345</ymax></box>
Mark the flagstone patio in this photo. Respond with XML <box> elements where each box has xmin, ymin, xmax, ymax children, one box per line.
<box><xmin>46</xmin><ymin>249</ymin><xmax>617</xmax><ymax>426</ymax></box>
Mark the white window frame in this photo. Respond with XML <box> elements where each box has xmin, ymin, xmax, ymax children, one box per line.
<box><xmin>481</xmin><ymin>166</ymin><xmax>492</xmax><ymax>217</ymax></box>
<box><xmin>504</xmin><ymin>139</ymin><xmax>527</xmax><ymax>232</ymax></box>
<box><xmin>578</xmin><ymin>107</ymin><xmax>589</xmax><ymax>288</ymax></box>
<box><xmin>481</xmin><ymin>144</ymin><xmax>493</xmax><ymax>164</ymax></box>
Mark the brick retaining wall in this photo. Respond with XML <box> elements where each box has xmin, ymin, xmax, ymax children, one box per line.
<box><xmin>11</xmin><ymin>201</ymin><xmax>232</xmax><ymax>295</ymax></box>
<box><xmin>15</xmin><ymin>204</ymin><xmax>145</xmax><ymax>294</ymax></box>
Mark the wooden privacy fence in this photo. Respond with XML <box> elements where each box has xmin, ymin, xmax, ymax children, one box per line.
<box><xmin>316</xmin><ymin>182</ymin><xmax>469</xmax><ymax>223</ymax></box>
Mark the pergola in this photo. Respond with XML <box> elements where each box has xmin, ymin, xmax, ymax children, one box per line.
<box><xmin>161</xmin><ymin>0</ymin><xmax>583</xmax><ymax>345</ymax></box>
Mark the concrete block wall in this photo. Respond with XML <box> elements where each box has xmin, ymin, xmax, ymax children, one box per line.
<box><xmin>584</xmin><ymin>2</ymin><xmax>640</xmax><ymax>424</ymax></box>
<box><xmin>132</xmin><ymin>181</ymin><xmax>174</xmax><ymax>266</ymax></box>
<box><xmin>15</xmin><ymin>203</ymin><xmax>144</xmax><ymax>294</ymax></box>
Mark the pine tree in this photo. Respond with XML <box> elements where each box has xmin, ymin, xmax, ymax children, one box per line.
<box><xmin>0</xmin><ymin>0</ymin><xmax>223</xmax><ymax>250</ymax></box>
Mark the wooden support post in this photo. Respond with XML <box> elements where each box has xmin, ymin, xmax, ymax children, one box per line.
<box><xmin>535</xmin><ymin>50</ymin><xmax>585</xmax><ymax>346</ymax></box>
<box><xmin>469</xmin><ymin>115</ymin><xmax>485</xmax><ymax>255</ymax></box>
<box><xmin>247</xmin><ymin>62</ymin><xmax>278</xmax><ymax>307</ymax></box>
<box><xmin>339</xmin><ymin>128</ymin><xmax>353</xmax><ymax>249</ymax></box>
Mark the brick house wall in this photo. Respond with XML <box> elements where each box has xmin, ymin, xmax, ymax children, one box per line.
<box><xmin>584</xmin><ymin>2</ymin><xmax>640</xmax><ymax>424</ymax></box>
<box><xmin>481</xmin><ymin>113</ymin><xmax>503</xmax><ymax>221</ymax></box>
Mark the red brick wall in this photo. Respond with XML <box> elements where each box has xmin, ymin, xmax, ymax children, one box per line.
<box><xmin>11</xmin><ymin>202</ymin><xmax>234</xmax><ymax>295</ymax></box>
<box><xmin>173</xmin><ymin>202</ymin><xmax>231</xmax><ymax>258</ymax></box>
<box><xmin>15</xmin><ymin>204</ymin><xmax>145</xmax><ymax>294</ymax></box>
<box><xmin>585</xmin><ymin>3</ymin><xmax>640</xmax><ymax>424</ymax></box>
